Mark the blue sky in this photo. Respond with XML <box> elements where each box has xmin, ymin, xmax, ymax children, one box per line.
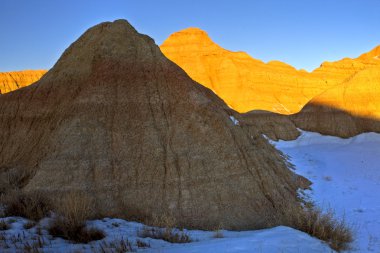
<box><xmin>1</xmin><ymin>0</ymin><xmax>380</xmax><ymax>72</ymax></box>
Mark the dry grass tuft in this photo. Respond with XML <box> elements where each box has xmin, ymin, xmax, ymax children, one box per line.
<box><xmin>212</xmin><ymin>229</ymin><xmax>224</xmax><ymax>238</ymax></box>
<box><xmin>48</xmin><ymin>192</ymin><xmax>105</xmax><ymax>243</ymax></box>
<box><xmin>0</xmin><ymin>191</ymin><xmax>51</xmax><ymax>221</ymax></box>
<box><xmin>95</xmin><ymin>238</ymin><xmax>134</xmax><ymax>253</ymax></box>
<box><xmin>0</xmin><ymin>168</ymin><xmax>35</xmax><ymax>195</ymax></box>
<box><xmin>138</xmin><ymin>214</ymin><xmax>192</xmax><ymax>243</ymax></box>
<box><xmin>48</xmin><ymin>217</ymin><xmax>105</xmax><ymax>243</ymax></box>
<box><xmin>53</xmin><ymin>191</ymin><xmax>95</xmax><ymax>223</ymax></box>
<box><xmin>138</xmin><ymin>226</ymin><xmax>192</xmax><ymax>243</ymax></box>
<box><xmin>136</xmin><ymin>239</ymin><xmax>150</xmax><ymax>248</ymax></box>
<box><xmin>212</xmin><ymin>224</ymin><xmax>224</xmax><ymax>238</ymax></box>
<box><xmin>23</xmin><ymin>236</ymin><xmax>46</xmax><ymax>253</ymax></box>
<box><xmin>280</xmin><ymin>204</ymin><xmax>353</xmax><ymax>252</ymax></box>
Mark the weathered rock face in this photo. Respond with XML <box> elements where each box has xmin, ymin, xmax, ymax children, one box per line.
<box><xmin>0</xmin><ymin>70</ymin><xmax>47</xmax><ymax>94</ymax></box>
<box><xmin>161</xmin><ymin>28</ymin><xmax>380</xmax><ymax>137</ymax></box>
<box><xmin>240</xmin><ymin>111</ymin><xmax>300</xmax><ymax>141</ymax></box>
<box><xmin>160</xmin><ymin>28</ymin><xmax>334</xmax><ymax>114</ymax></box>
<box><xmin>290</xmin><ymin>67</ymin><xmax>380</xmax><ymax>137</ymax></box>
<box><xmin>0</xmin><ymin>20</ymin><xmax>304</xmax><ymax>229</ymax></box>
<box><xmin>241</xmin><ymin>66</ymin><xmax>380</xmax><ymax>140</ymax></box>
<box><xmin>239</xmin><ymin>45</ymin><xmax>380</xmax><ymax>139</ymax></box>
<box><xmin>312</xmin><ymin>45</ymin><xmax>380</xmax><ymax>87</ymax></box>
<box><xmin>307</xmin><ymin>68</ymin><xmax>380</xmax><ymax>119</ymax></box>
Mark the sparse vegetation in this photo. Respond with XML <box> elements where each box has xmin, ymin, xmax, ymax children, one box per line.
<box><xmin>0</xmin><ymin>230</ymin><xmax>47</xmax><ymax>252</ymax></box>
<box><xmin>0</xmin><ymin>189</ymin><xmax>352</xmax><ymax>251</ymax></box>
<box><xmin>23</xmin><ymin>220</ymin><xmax>37</xmax><ymax>229</ymax></box>
<box><xmin>0</xmin><ymin>220</ymin><xmax>10</xmax><ymax>231</ymax></box>
<box><xmin>23</xmin><ymin>236</ymin><xmax>46</xmax><ymax>253</ymax></box>
<box><xmin>137</xmin><ymin>214</ymin><xmax>192</xmax><ymax>243</ymax></box>
<box><xmin>48</xmin><ymin>192</ymin><xmax>105</xmax><ymax>243</ymax></box>
<box><xmin>138</xmin><ymin>226</ymin><xmax>192</xmax><ymax>243</ymax></box>
<box><xmin>213</xmin><ymin>229</ymin><xmax>224</xmax><ymax>238</ymax></box>
<box><xmin>280</xmin><ymin>204</ymin><xmax>353</xmax><ymax>252</ymax></box>
<box><xmin>212</xmin><ymin>224</ymin><xmax>224</xmax><ymax>238</ymax></box>
<box><xmin>48</xmin><ymin>218</ymin><xmax>105</xmax><ymax>243</ymax></box>
<box><xmin>0</xmin><ymin>191</ymin><xmax>52</xmax><ymax>221</ymax></box>
<box><xmin>0</xmin><ymin>168</ymin><xmax>35</xmax><ymax>195</ymax></box>
<box><xmin>111</xmin><ymin>222</ymin><xmax>120</xmax><ymax>228</ymax></box>
<box><xmin>95</xmin><ymin>238</ymin><xmax>134</xmax><ymax>253</ymax></box>
<box><xmin>136</xmin><ymin>239</ymin><xmax>150</xmax><ymax>248</ymax></box>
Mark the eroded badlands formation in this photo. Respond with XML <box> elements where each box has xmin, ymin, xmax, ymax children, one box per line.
<box><xmin>0</xmin><ymin>20</ymin><xmax>305</xmax><ymax>229</ymax></box>
<box><xmin>160</xmin><ymin>28</ymin><xmax>331</xmax><ymax>114</ymax></box>
<box><xmin>2</xmin><ymin>28</ymin><xmax>380</xmax><ymax>139</ymax></box>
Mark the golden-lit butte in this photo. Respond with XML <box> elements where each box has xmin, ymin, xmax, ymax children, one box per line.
<box><xmin>303</xmin><ymin>45</ymin><xmax>380</xmax><ymax>119</ymax></box>
<box><xmin>0</xmin><ymin>70</ymin><xmax>47</xmax><ymax>94</ymax></box>
<box><xmin>160</xmin><ymin>28</ymin><xmax>330</xmax><ymax>114</ymax></box>
<box><xmin>161</xmin><ymin>28</ymin><xmax>380</xmax><ymax>114</ymax></box>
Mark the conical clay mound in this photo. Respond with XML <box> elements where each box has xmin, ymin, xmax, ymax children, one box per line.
<box><xmin>0</xmin><ymin>20</ymin><xmax>304</xmax><ymax>229</ymax></box>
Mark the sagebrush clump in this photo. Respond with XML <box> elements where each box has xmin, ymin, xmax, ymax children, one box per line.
<box><xmin>48</xmin><ymin>192</ymin><xmax>105</xmax><ymax>243</ymax></box>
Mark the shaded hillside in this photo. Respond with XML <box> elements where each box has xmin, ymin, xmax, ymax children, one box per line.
<box><xmin>242</xmin><ymin>106</ymin><xmax>380</xmax><ymax>141</ymax></box>
<box><xmin>0</xmin><ymin>20</ymin><xmax>305</xmax><ymax>230</ymax></box>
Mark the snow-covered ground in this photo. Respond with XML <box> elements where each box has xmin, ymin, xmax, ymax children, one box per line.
<box><xmin>2</xmin><ymin>131</ymin><xmax>379</xmax><ymax>252</ymax></box>
<box><xmin>275</xmin><ymin>131</ymin><xmax>380</xmax><ymax>253</ymax></box>
<box><xmin>0</xmin><ymin>216</ymin><xmax>333</xmax><ymax>253</ymax></box>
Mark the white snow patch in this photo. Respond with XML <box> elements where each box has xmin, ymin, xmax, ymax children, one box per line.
<box><xmin>0</xmin><ymin>217</ymin><xmax>334</xmax><ymax>252</ymax></box>
<box><xmin>275</xmin><ymin>131</ymin><xmax>380</xmax><ymax>252</ymax></box>
<box><xmin>229</xmin><ymin>115</ymin><xmax>240</xmax><ymax>126</ymax></box>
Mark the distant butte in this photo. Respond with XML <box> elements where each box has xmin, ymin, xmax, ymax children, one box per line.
<box><xmin>160</xmin><ymin>27</ymin><xmax>380</xmax><ymax>114</ymax></box>
<box><xmin>0</xmin><ymin>70</ymin><xmax>47</xmax><ymax>94</ymax></box>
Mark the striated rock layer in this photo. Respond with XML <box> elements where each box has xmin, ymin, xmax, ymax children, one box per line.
<box><xmin>241</xmin><ymin>66</ymin><xmax>380</xmax><ymax>140</ymax></box>
<box><xmin>161</xmin><ymin>28</ymin><xmax>380</xmax><ymax>133</ymax></box>
<box><xmin>4</xmin><ymin>30</ymin><xmax>380</xmax><ymax>117</ymax></box>
<box><xmin>160</xmin><ymin>28</ymin><xmax>333</xmax><ymax>114</ymax></box>
<box><xmin>0</xmin><ymin>70</ymin><xmax>47</xmax><ymax>94</ymax></box>
<box><xmin>290</xmin><ymin>66</ymin><xmax>380</xmax><ymax>138</ymax></box>
<box><xmin>313</xmin><ymin>45</ymin><xmax>380</xmax><ymax>86</ymax></box>
<box><xmin>0</xmin><ymin>20</ymin><xmax>305</xmax><ymax>230</ymax></box>
<box><xmin>239</xmin><ymin>46</ymin><xmax>380</xmax><ymax>139</ymax></box>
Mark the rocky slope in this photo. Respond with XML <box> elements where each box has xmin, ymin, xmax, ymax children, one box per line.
<box><xmin>0</xmin><ymin>70</ymin><xmax>46</xmax><ymax>94</ymax></box>
<box><xmin>0</xmin><ymin>20</ymin><xmax>306</xmax><ymax>230</ymax></box>
<box><xmin>240</xmin><ymin>45</ymin><xmax>380</xmax><ymax>139</ymax></box>
<box><xmin>241</xmin><ymin>66</ymin><xmax>380</xmax><ymax>140</ymax></box>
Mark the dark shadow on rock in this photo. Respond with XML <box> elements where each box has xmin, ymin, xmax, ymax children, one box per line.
<box><xmin>240</xmin><ymin>102</ymin><xmax>380</xmax><ymax>140</ymax></box>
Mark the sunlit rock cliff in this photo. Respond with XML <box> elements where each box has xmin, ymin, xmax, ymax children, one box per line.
<box><xmin>0</xmin><ymin>70</ymin><xmax>47</xmax><ymax>94</ymax></box>
<box><xmin>160</xmin><ymin>28</ymin><xmax>332</xmax><ymax>114</ymax></box>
